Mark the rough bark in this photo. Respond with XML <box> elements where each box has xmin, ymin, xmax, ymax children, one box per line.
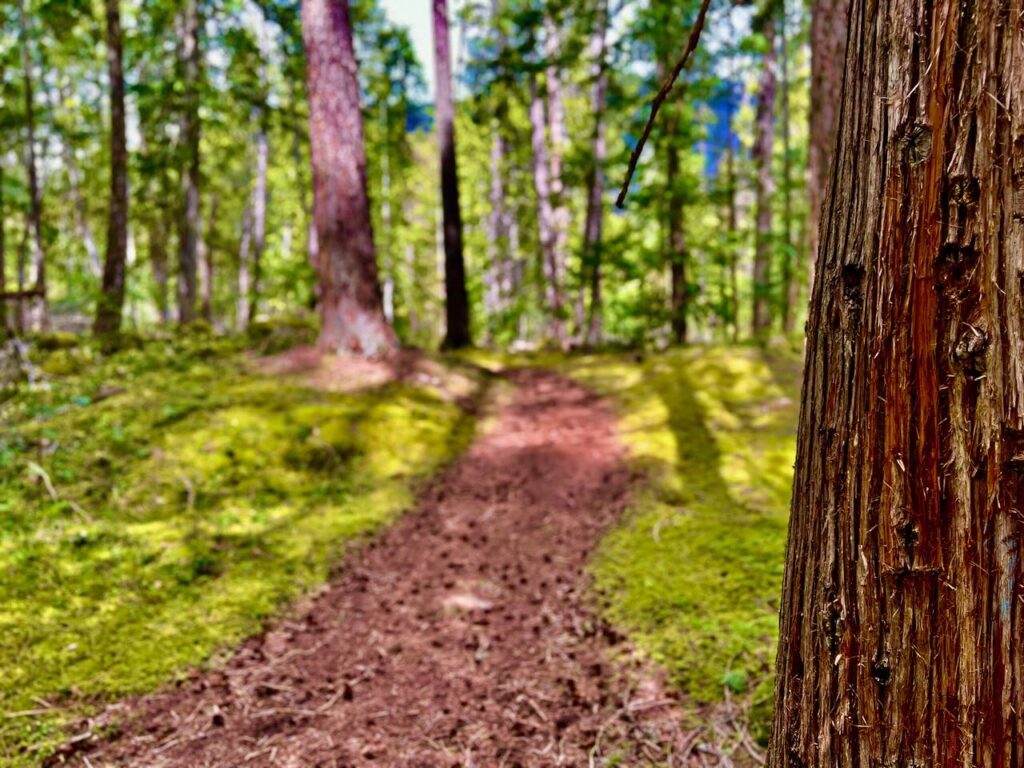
<box><xmin>94</xmin><ymin>0</ymin><xmax>129</xmax><ymax>339</ymax></box>
<box><xmin>769</xmin><ymin>1</ymin><xmax>1024</xmax><ymax>766</ymax></box>
<box><xmin>807</xmin><ymin>0</ymin><xmax>848</xmax><ymax>292</ymax></box>
<box><xmin>583</xmin><ymin>0</ymin><xmax>609</xmax><ymax>348</ymax></box>
<box><xmin>433</xmin><ymin>0</ymin><xmax>472</xmax><ymax>350</ymax></box>
<box><xmin>751</xmin><ymin>18</ymin><xmax>776</xmax><ymax>339</ymax></box>
<box><xmin>176</xmin><ymin>0</ymin><xmax>202</xmax><ymax>324</ymax></box>
<box><xmin>18</xmin><ymin>0</ymin><xmax>47</xmax><ymax>329</ymax></box>
<box><xmin>302</xmin><ymin>0</ymin><xmax>396</xmax><ymax>355</ymax></box>
<box><xmin>528</xmin><ymin>74</ymin><xmax>565</xmax><ymax>345</ymax></box>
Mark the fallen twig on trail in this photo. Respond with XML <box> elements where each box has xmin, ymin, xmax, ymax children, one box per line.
<box><xmin>616</xmin><ymin>0</ymin><xmax>714</xmax><ymax>208</ymax></box>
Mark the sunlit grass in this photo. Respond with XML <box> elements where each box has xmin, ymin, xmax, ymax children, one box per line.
<box><xmin>0</xmin><ymin>332</ymin><xmax>480</xmax><ymax>765</ymax></box>
<box><xmin>556</xmin><ymin>346</ymin><xmax>800</xmax><ymax>742</ymax></box>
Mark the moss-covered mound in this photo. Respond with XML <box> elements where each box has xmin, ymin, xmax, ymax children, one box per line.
<box><xmin>0</xmin><ymin>334</ymin><xmax>482</xmax><ymax>765</ymax></box>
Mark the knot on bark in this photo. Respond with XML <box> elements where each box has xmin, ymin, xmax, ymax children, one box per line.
<box><xmin>901</xmin><ymin>123</ymin><xmax>933</xmax><ymax>166</ymax></box>
<box><xmin>841</xmin><ymin>263</ymin><xmax>866</xmax><ymax>306</ymax></box>
<box><xmin>953</xmin><ymin>325</ymin><xmax>988</xmax><ymax>374</ymax></box>
<box><xmin>949</xmin><ymin>174</ymin><xmax>980</xmax><ymax>208</ymax></box>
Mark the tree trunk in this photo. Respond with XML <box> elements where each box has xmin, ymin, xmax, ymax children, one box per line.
<box><xmin>751</xmin><ymin>17</ymin><xmax>776</xmax><ymax>339</ymax></box>
<box><xmin>18</xmin><ymin>0</ymin><xmax>47</xmax><ymax>329</ymax></box>
<box><xmin>769</xmin><ymin>1</ymin><xmax>1024</xmax><ymax>766</ymax></box>
<box><xmin>176</xmin><ymin>0</ymin><xmax>202</xmax><ymax>325</ymax></box>
<box><xmin>302</xmin><ymin>0</ymin><xmax>396</xmax><ymax>355</ymax></box>
<box><xmin>485</xmin><ymin>126</ymin><xmax>507</xmax><ymax>328</ymax></box>
<box><xmin>238</xmin><ymin>125</ymin><xmax>268</xmax><ymax>328</ymax></box>
<box><xmin>433</xmin><ymin>0</ymin><xmax>471</xmax><ymax>350</ymax></box>
<box><xmin>724</xmin><ymin>144</ymin><xmax>741</xmax><ymax>343</ymax></box>
<box><xmin>666</xmin><ymin>121</ymin><xmax>687</xmax><ymax>346</ymax></box>
<box><xmin>528</xmin><ymin>74</ymin><xmax>565</xmax><ymax>345</ymax></box>
<box><xmin>94</xmin><ymin>0</ymin><xmax>129</xmax><ymax>339</ymax></box>
<box><xmin>198</xmin><ymin>195</ymin><xmax>214</xmax><ymax>322</ymax></box>
<box><xmin>544</xmin><ymin>11</ymin><xmax>569</xmax><ymax>348</ymax></box>
<box><xmin>0</xmin><ymin>165</ymin><xmax>6</xmax><ymax>336</ymax></box>
<box><xmin>149</xmin><ymin>211</ymin><xmax>170</xmax><ymax>324</ymax></box>
<box><xmin>583</xmin><ymin>0</ymin><xmax>609</xmax><ymax>348</ymax></box>
<box><xmin>778</xmin><ymin>3</ymin><xmax>797</xmax><ymax>334</ymax></box>
<box><xmin>807</xmin><ymin>0</ymin><xmax>848</xmax><ymax>293</ymax></box>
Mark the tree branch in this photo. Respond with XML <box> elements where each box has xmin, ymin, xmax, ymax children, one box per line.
<box><xmin>615</xmin><ymin>0</ymin><xmax>714</xmax><ymax>209</ymax></box>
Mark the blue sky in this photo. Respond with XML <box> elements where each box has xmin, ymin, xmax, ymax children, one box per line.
<box><xmin>378</xmin><ymin>0</ymin><xmax>439</xmax><ymax>95</ymax></box>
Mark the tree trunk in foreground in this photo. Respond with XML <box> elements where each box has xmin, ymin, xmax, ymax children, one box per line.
<box><xmin>751</xmin><ymin>17</ymin><xmax>776</xmax><ymax>339</ymax></box>
<box><xmin>177</xmin><ymin>0</ymin><xmax>202</xmax><ymax>325</ymax></box>
<box><xmin>807</xmin><ymin>0</ymin><xmax>848</xmax><ymax>293</ymax></box>
<box><xmin>769</xmin><ymin>1</ymin><xmax>1024</xmax><ymax>766</ymax></box>
<box><xmin>433</xmin><ymin>0</ymin><xmax>472</xmax><ymax>350</ymax></box>
<box><xmin>94</xmin><ymin>0</ymin><xmax>129</xmax><ymax>339</ymax></box>
<box><xmin>302</xmin><ymin>0</ymin><xmax>396</xmax><ymax>355</ymax></box>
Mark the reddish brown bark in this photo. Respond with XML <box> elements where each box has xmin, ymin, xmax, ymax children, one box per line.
<box><xmin>94</xmin><ymin>0</ymin><xmax>129</xmax><ymax>339</ymax></box>
<box><xmin>582</xmin><ymin>0</ymin><xmax>609</xmax><ymax>347</ymax></box>
<box><xmin>769</xmin><ymin>0</ymin><xmax>1024</xmax><ymax>765</ymax></box>
<box><xmin>807</xmin><ymin>0</ymin><xmax>848</xmax><ymax>290</ymax></box>
<box><xmin>433</xmin><ymin>0</ymin><xmax>472</xmax><ymax>350</ymax></box>
<box><xmin>302</xmin><ymin>0</ymin><xmax>396</xmax><ymax>355</ymax></box>
<box><xmin>751</xmin><ymin>17</ymin><xmax>776</xmax><ymax>339</ymax></box>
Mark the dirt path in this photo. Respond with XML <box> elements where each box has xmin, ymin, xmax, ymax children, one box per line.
<box><xmin>68</xmin><ymin>370</ymin><xmax>685</xmax><ymax>767</ymax></box>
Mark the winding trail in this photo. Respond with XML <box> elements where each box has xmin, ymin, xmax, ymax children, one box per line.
<box><xmin>72</xmin><ymin>369</ymin><xmax>684</xmax><ymax>767</ymax></box>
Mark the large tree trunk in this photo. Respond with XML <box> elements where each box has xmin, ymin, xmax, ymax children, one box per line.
<box><xmin>528</xmin><ymin>74</ymin><xmax>565</xmax><ymax>345</ymax></box>
<box><xmin>582</xmin><ymin>0</ymin><xmax>609</xmax><ymax>348</ymax></box>
<box><xmin>94</xmin><ymin>0</ymin><xmax>129</xmax><ymax>339</ymax></box>
<box><xmin>18</xmin><ymin>0</ymin><xmax>47</xmax><ymax>329</ymax></box>
<box><xmin>302</xmin><ymin>0</ymin><xmax>396</xmax><ymax>355</ymax></box>
<box><xmin>769</xmin><ymin>1</ymin><xmax>1024</xmax><ymax>766</ymax></box>
<box><xmin>806</xmin><ymin>0</ymin><xmax>848</xmax><ymax>294</ymax></box>
<box><xmin>176</xmin><ymin>0</ymin><xmax>202</xmax><ymax>324</ymax></box>
<box><xmin>433</xmin><ymin>0</ymin><xmax>472</xmax><ymax>350</ymax></box>
<box><xmin>751</xmin><ymin>18</ymin><xmax>776</xmax><ymax>339</ymax></box>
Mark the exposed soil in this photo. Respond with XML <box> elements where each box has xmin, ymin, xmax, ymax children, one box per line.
<box><xmin>63</xmin><ymin>369</ymin><xmax>690</xmax><ymax>767</ymax></box>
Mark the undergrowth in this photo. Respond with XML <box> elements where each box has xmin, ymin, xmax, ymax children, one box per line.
<box><xmin>0</xmin><ymin>330</ymin><xmax>480</xmax><ymax>765</ymax></box>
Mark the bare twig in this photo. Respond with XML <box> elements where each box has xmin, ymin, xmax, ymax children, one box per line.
<box><xmin>616</xmin><ymin>0</ymin><xmax>714</xmax><ymax>208</ymax></box>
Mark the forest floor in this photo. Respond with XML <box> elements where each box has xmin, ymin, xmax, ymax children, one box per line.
<box><xmin>2</xmin><ymin>333</ymin><xmax>799</xmax><ymax>767</ymax></box>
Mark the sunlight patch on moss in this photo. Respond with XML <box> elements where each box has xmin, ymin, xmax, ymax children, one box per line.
<box><xmin>557</xmin><ymin>347</ymin><xmax>800</xmax><ymax>732</ymax></box>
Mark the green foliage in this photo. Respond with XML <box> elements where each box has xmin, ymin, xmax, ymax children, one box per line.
<box><xmin>0</xmin><ymin>336</ymin><xmax>482</xmax><ymax>765</ymax></box>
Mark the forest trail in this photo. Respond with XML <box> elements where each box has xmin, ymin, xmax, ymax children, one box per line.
<box><xmin>68</xmin><ymin>368</ymin><xmax>687</xmax><ymax>768</ymax></box>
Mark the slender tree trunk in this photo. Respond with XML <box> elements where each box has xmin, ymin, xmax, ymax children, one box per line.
<box><xmin>198</xmin><ymin>195</ymin><xmax>214</xmax><ymax>322</ymax></box>
<box><xmin>543</xmin><ymin>12</ymin><xmax>568</xmax><ymax>348</ymax></box>
<box><xmin>94</xmin><ymin>0</ymin><xmax>129</xmax><ymax>339</ymax></box>
<box><xmin>238</xmin><ymin>125</ymin><xmax>268</xmax><ymax>328</ymax></box>
<box><xmin>724</xmin><ymin>144</ymin><xmax>740</xmax><ymax>342</ymax></box>
<box><xmin>0</xmin><ymin>165</ymin><xmax>6</xmax><ymax>336</ymax></box>
<box><xmin>302</xmin><ymin>0</ymin><xmax>396</xmax><ymax>355</ymax></box>
<box><xmin>751</xmin><ymin>18</ymin><xmax>776</xmax><ymax>339</ymax></box>
<box><xmin>433</xmin><ymin>0</ymin><xmax>471</xmax><ymax>349</ymax></box>
<box><xmin>18</xmin><ymin>0</ymin><xmax>47</xmax><ymax>329</ymax></box>
<box><xmin>666</xmin><ymin>128</ymin><xmax>687</xmax><ymax>346</ymax></box>
<box><xmin>807</xmin><ymin>0</ymin><xmax>848</xmax><ymax>292</ymax></box>
<box><xmin>528</xmin><ymin>74</ymin><xmax>565</xmax><ymax>345</ymax></box>
<box><xmin>60</xmin><ymin>136</ymin><xmax>102</xmax><ymax>279</ymax></box>
<box><xmin>778</xmin><ymin>2</ymin><xmax>797</xmax><ymax>334</ymax></box>
<box><xmin>485</xmin><ymin>126</ymin><xmax>507</xmax><ymax>327</ymax></box>
<box><xmin>583</xmin><ymin>0</ymin><xmax>609</xmax><ymax>348</ymax></box>
<box><xmin>149</xmin><ymin>212</ymin><xmax>170</xmax><ymax>324</ymax></box>
<box><xmin>769</xmin><ymin>1</ymin><xmax>1024</xmax><ymax>765</ymax></box>
<box><xmin>177</xmin><ymin>0</ymin><xmax>202</xmax><ymax>324</ymax></box>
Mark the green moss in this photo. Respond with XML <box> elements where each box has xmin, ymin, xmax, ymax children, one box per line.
<box><xmin>0</xmin><ymin>337</ymin><xmax>481</xmax><ymax>765</ymax></box>
<box><xmin>556</xmin><ymin>347</ymin><xmax>800</xmax><ymax>740</ymax></box>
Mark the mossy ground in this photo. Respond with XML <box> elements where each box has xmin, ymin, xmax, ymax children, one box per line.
<box><xmin>0</xmin><ymin>332</ymin><xmax>482</xmax><ymax>766</ymax></box>
<box><xmin>557</xmin><ymin>346</ymin><xmax>800</xmax><ymax>742</ymax></box>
